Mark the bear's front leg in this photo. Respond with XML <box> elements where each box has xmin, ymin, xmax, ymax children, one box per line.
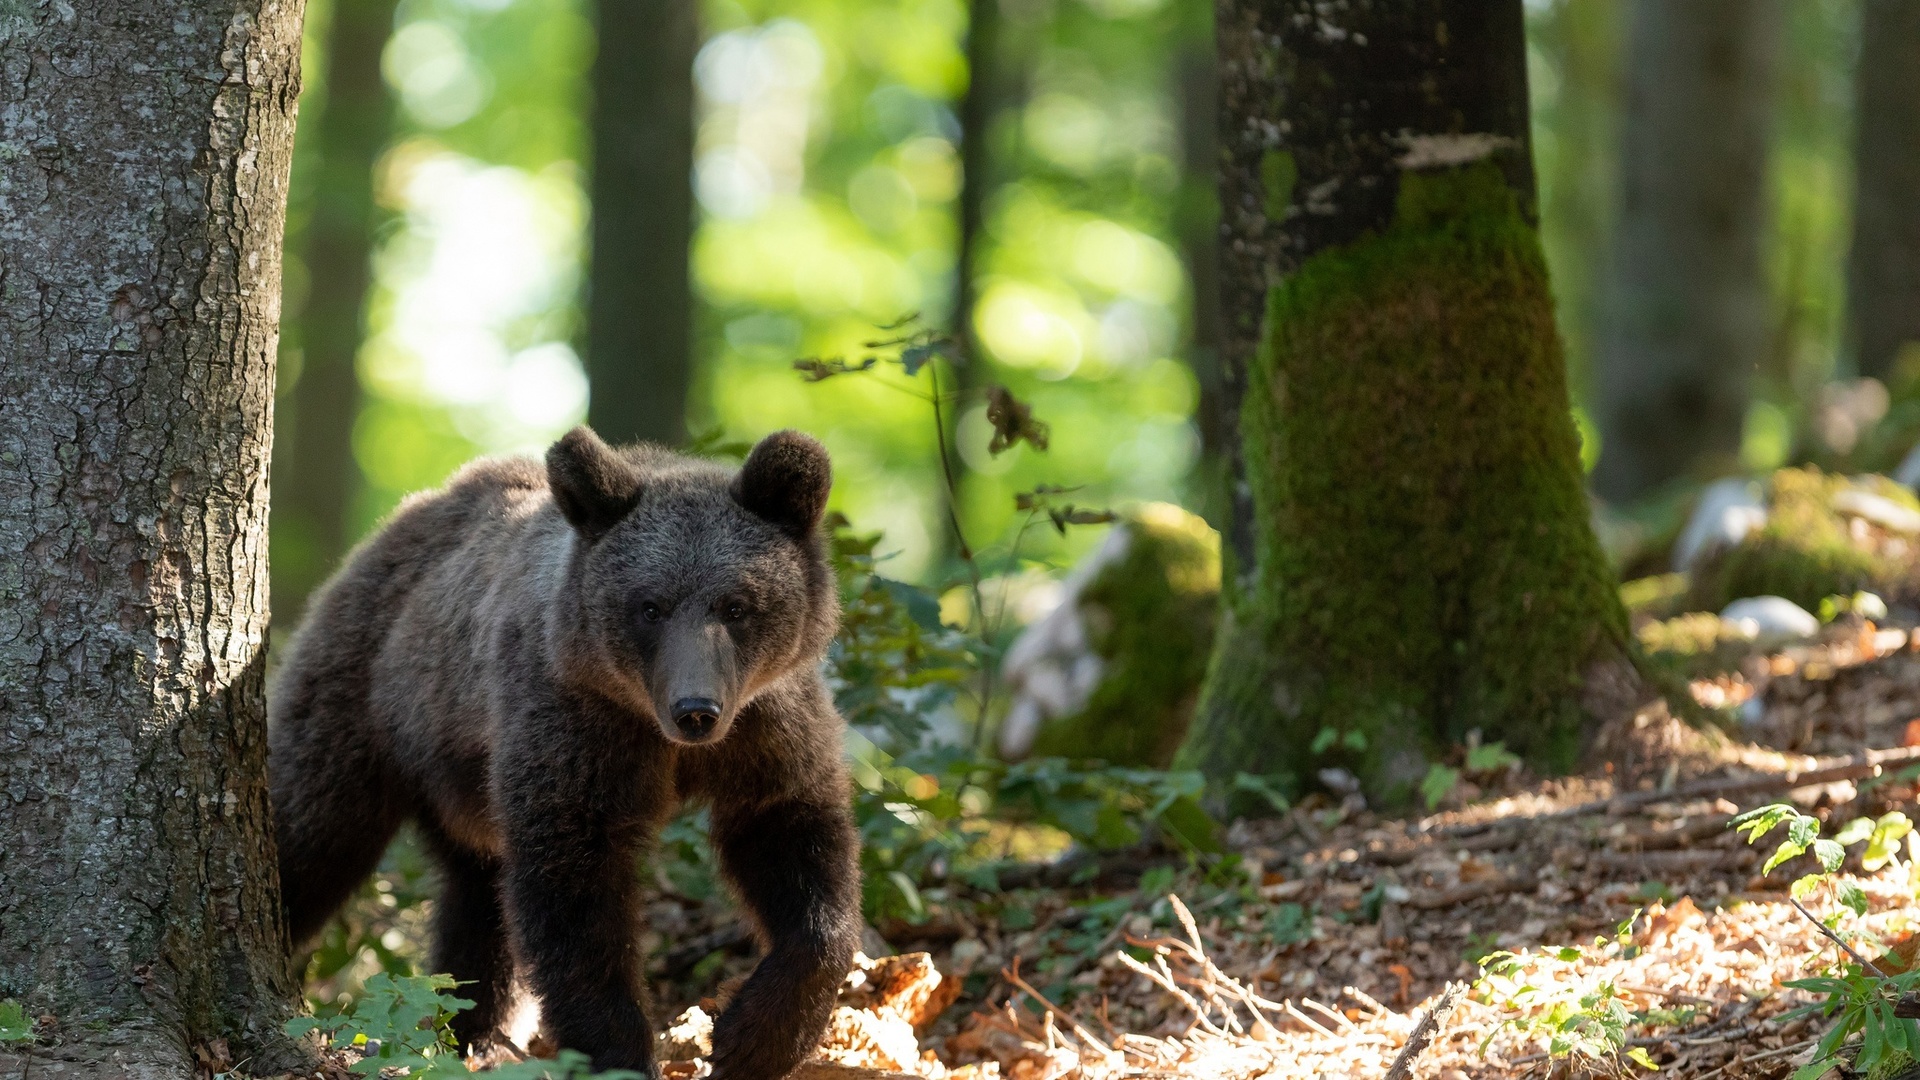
<box><xmin>707</xmin><ymin>796</ymin><xmax>861</xmax><ymax>1080</ymax></box>
<box><xmin>498</xmin><ymin>748</ymin><xmax>665</xmax><ymax>1073</ymax></box>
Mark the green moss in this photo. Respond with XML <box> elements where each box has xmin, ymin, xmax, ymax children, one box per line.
<box><xmin>1179</xmin><ymin>162</ymin><xmax>1628</xmax><ymax>799</ymax></box>
<box><xmin>1620</xmin><ymin>572</ymin><xmax>1690</xmax><ymax>620</ymax></box>
<box><xmin>1693</xmin><ymin>467</ymin><xmax>1919</xmax><ymax>612</ymax></box>
<box><xmin>1260</xmin><ymin>150</ymin><xmax>1297</xmax><ymax>221</ymax></box>
<box><xmin>1027</xmin><ymin>504</ymin><xmax>1221</xmax><ymax>767</ymax></box>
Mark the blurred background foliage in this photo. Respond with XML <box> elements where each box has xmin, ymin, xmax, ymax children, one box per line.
<box><xmin>269</xmin><ymin>0</ymin><xmax>1880</xmax><ymax>606</ymax></box>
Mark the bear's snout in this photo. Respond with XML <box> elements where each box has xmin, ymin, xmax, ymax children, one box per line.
<box><xmin>670</xmin><ymin>697</ymin><xmax>722</xmax><ymax>742</ymax></box>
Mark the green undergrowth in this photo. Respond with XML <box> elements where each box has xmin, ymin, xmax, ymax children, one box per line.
<box><xmin>1732</xmin><ymin>804</ymin><xmax>1920</xmax><ymax>1080</ymax></box>
<box><xmin>1183</xmin><ymin>160</ymin><xmax>1628</xmax><ymax>800</ymax></box>
<box><xmin>287</xmin><ymin>973</ymin><xmax>636</xmax><ymax>1080</ymax></box>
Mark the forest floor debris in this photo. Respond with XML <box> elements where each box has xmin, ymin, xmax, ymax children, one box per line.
<box><xmin>632</xmin><ymin>634</ymin><xmax>1920</xmax><ymax>1079</ymax></box>
<box><xmin>264</xmin><ymin>624</ymin><xmax>1920</xmax><ymax>1080</ymax></box>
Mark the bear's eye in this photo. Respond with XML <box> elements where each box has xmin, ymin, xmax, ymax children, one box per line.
<box><xmin>722</xmin><ymin>600</ymin><xmax>747</xmax><ymax>623</ymax></box>
<box><xmin>640</xmin><ymin>601</ymin><xmax>664</xmax><ymax>623</ymax></box>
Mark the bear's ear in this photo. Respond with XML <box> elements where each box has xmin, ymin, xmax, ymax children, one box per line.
<box><xmin>546</xmin><ymin>426</ymin><xmax>643</xmax><ymax>542</ymax></box>
<box><xmin>734</xmin><ymin>430</ymin><xmax>832</xmax><ymax>538</ymax></box>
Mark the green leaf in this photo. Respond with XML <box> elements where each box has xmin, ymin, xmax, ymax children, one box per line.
<box><xmin>1230</xmin><ymin>772</ymin><xmax>1292</xmax><ymax>814</ymax></box>
<box><xmin>1733</xmin><ymin>803</ymin><xmax>1802</xmax><ymax>843</ymax></box>
<box><xmin>1341</xmin><ymin>729</ymin><xmax>1368</xmax><ymax>752</ymax></box>
<box><xmin>1837</xmin><ymin>881</ymin><xmax>1870</xmax><ymax>918</ymax></box>
<box><xmin>1158</xmin><ymin>794</ymin><xmax>1223</xmax><ymax>854</ymax></box>
<box><xmin>1866</xmin><ymin>812</ymin><xmax>1914</xmax><ymax>872</ymax></box>
<box><xmin>1812</xmin><ymin>839</ymin><xmax>1847</xmax><ymax>872</ymax></box>
<box><xmin>1834</xmin><ymin>817</ymin><xmax>1876</xmax><ymax>846</ymax></box>
<box><xmin>1765</xmin><ymin>838</ymin><xmax>1811</xmax><ymax>875</ymax></box>
<box><xmin>1421</xmin><ymin>764</ymin><xmax>1460</xmax><ymax>810</ymax></box>
<box><xmin>0</xmin><ymin>1001</ymin><xmax>31</xmax><ymax>1043</ymax></box>
<box><xmin>1791</xmin><ymin>873</ymin><xmax>1830</xmax><ymax>900</ymax></box>
<box><xmin>887</xmin><ymin>871</ymin><xmax>925</xmax><ymax>919</ymax></box>
<box><xmin>1791</xmin><ymin>1056</ymin><xmax>1840</xmax><ymax>1080</ymax></box>
<box><xmin>1466</xmin><ymin>741</ymin><xmax>1522</xmax><ymax>773</ymax></box>
<box><xmin>1311</xmin><ymin>727</ymin><xmax>1339</xmax><ymax>754</ymax></box>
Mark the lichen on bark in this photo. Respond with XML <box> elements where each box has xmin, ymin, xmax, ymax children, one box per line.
<box><xmin>1179</xmin><ymin>163</ymin><xmax>1629</xmax><ymax>798</ymax></box>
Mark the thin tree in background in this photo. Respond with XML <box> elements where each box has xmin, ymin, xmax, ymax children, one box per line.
<box><xmin>585</xmin><ymin>0</ymin><xmax>698</xmax><ymax>446</ymax></box>
<box><xmin>1845</xmin><ymin>0</ymin><xmax>1920</xmax><ymax>385</ymax></box>
<box><xmin>1592</xmin><ymin>0</ymin><xmax>1782</xmax><ymax>503</ymax></box>
<box><xmin>1176</xmin><ymin>25</ymin><xmax>1228</xmax><ymax>525</ymax></box>
<box><xmin>274</xmin><ymin>0</ymin><xmax>401</xmax><ymax>624</ymax></box>
<box><xmin>1183</xmin><ymin>0</ymin><xmax>1633</xmax><ymax>797</ymax></box>
<box><xmin>0</xmin><ymin>0</ymin><xmax>305</xmax><ymax>1072</ymax></box>
<box><xmin>953</xmin><ymin>0</ymin><xmax>1000</xmax><ymax>379</ymax></box>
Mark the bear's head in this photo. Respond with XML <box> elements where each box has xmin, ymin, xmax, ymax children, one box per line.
<box><xmin>545</xmin><ymin>425</ymin><xmax>838</xmax><ymax>746</ymax></box>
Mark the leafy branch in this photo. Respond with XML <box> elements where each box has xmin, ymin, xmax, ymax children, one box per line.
<box><xmin>1731</xmin><ymin>803</ymin><xmax>1920</xmax><ymax>1080</ymax></box>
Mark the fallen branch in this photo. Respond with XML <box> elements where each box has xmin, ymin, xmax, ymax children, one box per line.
<box><xmin>1381</xmin><ymin>982</ymin><xmax>1463</xmax><ymax>1080</ymax></box>
<box><xmin>1404</xmin><ymin>877</ymin><xmax>1525</xmax><ymax>909</ymax></box>
<box><xmin>1442</xmin><ymin>745</ymin><xmax>1920</xmax><ymax>836</ymax></box>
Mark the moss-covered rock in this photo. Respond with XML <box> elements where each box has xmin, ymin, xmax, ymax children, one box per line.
<box><xmin>1690</xmin><ymin>467</ymin><xmax>1920</xmax><ymax>612</ymax></box>
<box><xmin>999</xmin><ymin>504</ymin><xmax>1220</xmax><ymax>768</ymax></box>
<box><xmin>1180</xmin><ymin>163</ymin><xmax>1631</xmax><ymax>800</ymax></box>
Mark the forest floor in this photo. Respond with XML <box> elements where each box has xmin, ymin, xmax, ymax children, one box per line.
<box><xmin>634</xmin><ymin>617</ymin><xmax>1920</xmax><ymax>1080</ymax></box>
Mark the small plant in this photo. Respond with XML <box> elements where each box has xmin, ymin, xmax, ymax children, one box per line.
<box><xmin>286</xmin><ymin>973</ymin><xmax>639</xmax><ymax>1080</ymax></box>
<box><xmin>1421</xmin><ymin>740</ymin><xmax>1523</xmax><ymax>810</ymax></box>
<box><xmin>286</xmin><ymin>972</ymin><xmax>473</xmax><ymax>1075</ymax></box>
<box><xmin>1475</xmin><ymin>913</ymin><xmax>1660</xmax><ymax>1073</ymax></box>
<box><xmin>1732</xmin><ymin>803</ymin><xmax>1920</xmax><ymax>1080</ymax></box>
<box><xmin>794</xmin><ymin>315</ymin><xmax>1113</xmax><ymax>741</ymax></box>
<box><xmin>0</xmin><ymin>1000</ymin><xmax>31</xmax><ymax>1043</ymax></box>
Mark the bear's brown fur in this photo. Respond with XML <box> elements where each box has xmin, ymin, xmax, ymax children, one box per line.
<box><xmin>269</xmin><ymin>427</ymin><xmax>860</xmax><ymax>1080</ymax></box>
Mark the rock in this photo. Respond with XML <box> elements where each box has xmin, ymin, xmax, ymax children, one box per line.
<box><xmin>998</xmin><ymin>503</ymin><xmax>1220</xmax><ymax>766</ymax></box>
<box><xmin>1834</xmin><ymin>487</ymin><xmax>1920</xmax><ymax>534</ymax></box>
<box><xmin>1673</xmin><ymin>478</ymin><xmax>1766</xmax><ymax>572</ymax></box>
<box><xmin>1719</xmin><ymin>596</ymin><xmax>1820</xmax><ymax>645</ymax></box>
<box><xmin>1689</xmin><ymin>467</ymin><xmax>1920</xmax><ymax>613</ymax></box>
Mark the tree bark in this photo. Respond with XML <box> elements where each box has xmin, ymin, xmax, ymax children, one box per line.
<box><xmin>1845</xmin><ymin>0</ymin><xmax>1920</xmax><ymax>384</ymax></box>
<box><xmin>585</xmin><ymin>0</ymin><xmax>697</xmax><ymax>446</ymax></box>
<box><xmin>1591</xmin><ymin>0</ymin><xmax>1782</xmax><ymax>503</ymax></box>
<box><xmin>1182</xmin><ymin>0</ymin><xmax>1629</xmax><ymax>799</ymax></box>
<box><xmin>0</xmin><ymin>0</ymin><xmax>306</xmax><ymax>1074</ymax></box>
<box><xmin>274</xmin><ymin>0</ymin><xmax>396</xmax><ymax>625</ymax></box>
<box><xmin>1177</xmin><ymin>37</ymin><xmax>1228</xmax><ymax>526</ymax></box>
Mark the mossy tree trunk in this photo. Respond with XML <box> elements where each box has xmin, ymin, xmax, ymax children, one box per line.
<box><xmin>0</xmin><ymin>0</ymin><xmax>306</xmax><ymax>1073</ymax></box>
<box><xmin>1846</xmin><ymin>0</ymin><xmax>1920</xmax><ymax>384</ymax></box>
<box><xmin>274</xmin><ymin>0</ymin><xmax>399</xmax><ymax>624</ymax></box>
<box><xmin>1592</xmin><ymin>0</ymin><xmax>1781</xmax><ymax>502</ymax></box>
<box><xmin>1182</xmin><ymin>0</ymin><xmax>1630</xmax><ymax>800</ymax></box>
<box><xmin>585</xmin><ymin>0</ymin><xmax>698</xmax><ymax>446</ymax></box>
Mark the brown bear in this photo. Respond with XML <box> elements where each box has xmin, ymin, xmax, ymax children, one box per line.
<box><xmin>268</xmin><ymin>426</ymin><xmax>860</xmax><ymax>1079</ymax></box>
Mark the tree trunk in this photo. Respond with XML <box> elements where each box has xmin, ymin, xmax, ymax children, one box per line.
<box><xmin>1591</xmin><ymin>0</ymin><xmax>1782</xmax><ymax>503</ymax></box>
<box><xmin>0</xmin><ymin>0</ymin><xmax>306</xmax><ymax>1074</ymax></box>
<box><xmin>274</xmin><ymin>0</ymin><xmax>397</xmax><ymax>625</ymax></box>
<box><xmin>1177</xmin><ymin>36</ymin><xmax>1229</xmax><ymax>526</ymax></box>
<box><xmin>954</xmin><ymin>0</ymin><xmax>998</xmax><ymax>381</ymax></box>
<box><xmin>585</xmin><ymin>0</ymin><xmax>697</xmax><ymax>446</ymax></box>
<box><xmin>1182</xmin><ymin>0</ymin><xmax>1630</xmax><ymax>799</ymax></box>
<box><xmin>1845</xmin><ymin>0</ymin><xmax>1920</xmax><ymax>384</ymax></box>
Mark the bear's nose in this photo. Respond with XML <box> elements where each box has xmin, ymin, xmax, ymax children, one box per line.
<box><xmin>671</xmin><ymin>697</ymin><xmax>721</xmax><ymax>740</ymax></box>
